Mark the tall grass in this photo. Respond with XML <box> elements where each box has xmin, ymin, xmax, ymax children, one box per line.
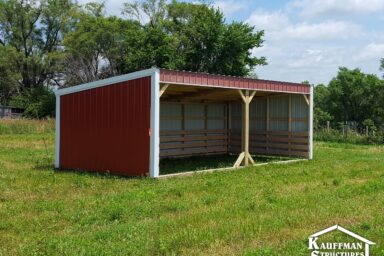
<box><xmin>315</xmin><ymin>129</ymin><xmax>384</xmax><ymax>144</ymax></box>
<box><xmin>0</xmin><ymin>118</ymin><xmax>55</xmax><ymax>135</ymax></box>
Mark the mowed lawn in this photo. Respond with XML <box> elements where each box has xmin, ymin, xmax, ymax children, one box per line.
<box><xmin>0</xmin><ymin>131</ymin><xmax>384</xmax><ymax>255</ymax></box>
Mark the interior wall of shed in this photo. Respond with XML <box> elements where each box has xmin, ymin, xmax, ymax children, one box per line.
<box><xmin>160</xmin><ymin>101</ymin><xmax>229</xmax><ymax>158</ymax></box>
<box><xmin>159</xmin><ymin>83</ymin><xmax>310</xmax><ymax>164</ymax></box>
<box><xmin>229</xmin><ymin>94</ymin><xmax>310</xmax><ymax>158</ymax></box>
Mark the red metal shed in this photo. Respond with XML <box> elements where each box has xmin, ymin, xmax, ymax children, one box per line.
<box><xmin>55</xmin><ymin>68</ymin><xmax>313</xmax><ymax>177</ymax></box>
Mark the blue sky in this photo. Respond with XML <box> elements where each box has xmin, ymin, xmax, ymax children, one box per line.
<box><xmin>81</xmin><ymin>0</ymin><xmax>384</xmax><ymax>84</ymax></box>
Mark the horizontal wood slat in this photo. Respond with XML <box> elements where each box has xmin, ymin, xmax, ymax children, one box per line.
<box><xmin>229</xmin><ymin>129</ymin><xmax>309</xmax><ymax>158</ymax></box>
<box><xmin>161</xmin><ymin>135</ymin><xmax>228</xmax><ymax>142</ymax></box>
<box><xmin>160</xmin><ymin>148</ymin><xmax>227</xmax><ymax>158</ymax></box>
<box><xmin>161</xmin><ymin>129</ymin><xmax>227</xmax><ymax>135</ymax></box>
<box><xmin>161</xmin><ymin>129</ymin><xmax>228</xmax><ymax>158</ymax></box>
<box><xmin>161</xmin><ymin>141</ymin><xmax>227</xmax><ymax>150</ymax></box>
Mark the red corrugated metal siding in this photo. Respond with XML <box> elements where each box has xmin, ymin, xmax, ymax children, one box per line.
<box><xmin>159</xmin><ymin>69</ymin><xmax>310</xmax><ymax>94</ymax></box>
<box><xmin>60</xmin><ymin>76</ymin><xmax>151</xmax><ymax>176</ymax></box>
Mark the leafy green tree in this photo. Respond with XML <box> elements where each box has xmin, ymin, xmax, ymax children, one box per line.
<box><xmin>0</xmin><ymin>46</ymin><xmax>20</xmax><ymax>105</ymax></box>
<box><xmin>0</xmin><ymin>0</ymin><xmax>77</xmax><ymax>89</ymax></box>
<box><xmin>312</xmin><ymin>84</ymin><xmax>332</xmax><ymax>129</ymax></box>
<box><xmin>122</xmin><ymin>0</ymin><xmax>266</xmax><ymax>76</ymax></box>
<box><xmin>62</xmin><ymin>3</ymin><xmax>144</xmax><ymax>85</ymax></box>
<box><xmin>0</xmin><ymin>0</ymin><xmax>77</xmax><ymax>117</ymax></box>
<box><xmin>323</xmin><ymin>67</ymin><xmax>384</xmax><ymax>128</ymax></box>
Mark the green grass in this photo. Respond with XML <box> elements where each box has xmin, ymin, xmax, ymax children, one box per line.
<box><xmin>1</xmin><ymin>125</ymin><xmax>384</xmax><ymax>255</ymax></box>
<box><xmin>160</xmin><ymin>154</ymin><xmax>292</xmax><ymax>174</ymax></box>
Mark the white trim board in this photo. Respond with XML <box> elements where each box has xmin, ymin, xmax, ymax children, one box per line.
<box><xmin>150</xmin><ymin>70</ymin><xmax>160</xmax><ymax>178</ymax></box>
<box><xmin>55</xmin><ymin>68</ymin><xmax>158</xmax><ymax>96</ymax></box>
<box><xmin>309</xmin><ymin>84</ymin><xmax>314</xmax><ymax>160</ymax></box>
<box><xmin>54</xmin><ymin>95</ymin><xmax>60</xmax><ymax>168</ymax></box>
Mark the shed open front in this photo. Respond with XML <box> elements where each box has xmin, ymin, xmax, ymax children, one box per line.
<box><xmin>55</xmin><ymin>68</ymin><xmax>312</xmax><ymax>178</ymax></box>
<box><xmin>157</xmin><ymin>70</ymin><xmax>313</xmax><ymax>176</ymax></box>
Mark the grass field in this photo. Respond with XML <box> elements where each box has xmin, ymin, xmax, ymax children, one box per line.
<box><xmin>0</xmin><ymin>120</ymin><xmax>383</xmax><ymax>255</ymax></box>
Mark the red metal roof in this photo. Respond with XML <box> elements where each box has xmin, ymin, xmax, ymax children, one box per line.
<box><xmin>159</xmin><ymin>69</ymin><xmax>310</xmax><ymax>94</ymax></box>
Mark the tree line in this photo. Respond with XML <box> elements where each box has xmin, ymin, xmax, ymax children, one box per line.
<box><xmin>0</xmin><ymin>0</ymin><xmax>266</xmax><ymax>117</ymax></box>
<box><xmin>314</xmin><ymin>67</ymin><xmax>384</xmax><ymax>132</ymax></box>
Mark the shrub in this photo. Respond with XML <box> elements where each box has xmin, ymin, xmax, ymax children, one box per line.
<box><xmin>10</xmin><ymin>86</ymin><xmax>55</xmax><ymax>118</ymax></box>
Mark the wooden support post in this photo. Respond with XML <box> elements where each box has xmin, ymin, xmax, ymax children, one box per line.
<box><xmin>233</xmin><ymin>90</ymin><xmax>256</xmax><ymax>167</ymax></box>
<box><xmin>159</xmin><ymin>84</ymin><xmax>169</xmax><ymax>97</ymax></box>
<box><xmin>266</xmin><ymin>96</ymin><xmax>270</xmax><ymax>151</ymax></box>
<box><xmin>288</xmin><ymin>94</ymin><xmax>292</xmax><ymax>154</ymax></box>
<box><xmin>204</xmin><ymin>104</ymin><xmax>208</xmax><ymax>153</ymax></box>
<box><xmin>243</xmin><ymin>90</ymin><xmax>249</xmax><ymax>166</ymax></box>
<box><xmin>303</xmin><ymin>94</ymin><xmax>309</xmax><ymax>106</ymax></box>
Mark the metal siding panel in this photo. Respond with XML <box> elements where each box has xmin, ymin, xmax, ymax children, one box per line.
<box><xmin>250</xmin><ymin>98</ymin><xmax>266</xmax><ymax>131</ymax></box>
<box><xmin>230</xmin><ymin>101</ymin><xmax>242</xmax><ymax>130</ymax></box>
<box><xmin>160</xmin><ymin>103</ymin><xmax>182</xmax><ymax>130</ymax></box>
<box><xmin>60</xmin><ymin>76</ymin><xmax>151</xmax><ymax>176</ymax></box>
<box><xmin>291</xmin><ymin>94</ymin><xmax>309</xmax><ymax>132</ymax></box>
<box><xmin>270</xmin><ymin>96</ymin><xmax>289</xmax><ymax>131</ymax></box>
<box><xmin>207</xmin><ymin>104</ymin><xmax>225</xmax><ymax>129</ymax></box>
<box><xmin>159</xmin><ymin>69</ymin><xmax>309</xmax><ymax>94</ymax></box>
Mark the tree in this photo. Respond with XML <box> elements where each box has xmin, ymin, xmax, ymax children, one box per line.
<box><xmin>0</xmin><ymin>46</ymin><xmax>20</xmax><ymax>105</ymax></box>
<box><xmin>314</xmin><ymin>84</ymin><xmax>332</xmax><ymax>128</ymax></box>
<box><xmin>122</xmin><ymin>0</ymin><xmax>266</xmax><ymax>76</ymax></box>
<box><xmin>319</xmin><ymin>67</ymin><xmax>384</xmax><ymax>128</ymax></box>
<box><xmin>0</xmin><ymin>0</ymin><xmax>77</xmax><ymax>89</ymax></box>
<box><xmin>62</xmin><ymin>3</ymin><xmax>144</xmax><ymax>86</ymax></box>
<box><xmin>0</xmin><ymin>0</ymin><xmax>77</xmax><ymax>117</ymax></box>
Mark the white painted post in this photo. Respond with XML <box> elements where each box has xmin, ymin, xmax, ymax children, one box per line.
<box><xmin>309</xmin><ymin>85</ymin><xmax>314</xmax><ymax>160</ymax></box>
<box><xmin>150</xmin><ymin>69</ymin><xmax>160</xmax><ymax>178</ymax></box>
<box><xmin>54</xmin><ymin>95</ymin><xmax>60</xmax><ymax>169</ymax></box>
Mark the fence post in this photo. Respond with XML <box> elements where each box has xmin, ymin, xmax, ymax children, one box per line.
<box><xmin>366</xmin><ymin>126</ymin><xmax>369</xmax><ymax>136</ymax></box>
<box><xmin>327</xmin><ymin>121</ymin><xmax>330</xmax><ymax>132</ymax></box>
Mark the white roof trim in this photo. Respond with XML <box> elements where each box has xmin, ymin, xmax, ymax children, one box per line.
<box><xmin>55</xmin><ymin>68</ymin><xmax>158</xmax><ymax>96</ymax></box>
<box><xmin>309</xmin><ymin>225</ymin><xmax>375</xmax><ymax>245</ymax></box>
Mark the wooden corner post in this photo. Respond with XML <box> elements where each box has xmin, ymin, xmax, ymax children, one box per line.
<box><xmin>234</xmin><ymin>90</ymin><xmax>256</xmax><ymax>167</ymax></box>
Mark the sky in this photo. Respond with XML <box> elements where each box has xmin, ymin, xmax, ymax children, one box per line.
<box><xmin>79</xmin><ymin>0</ymin><xmax>384</xmax><ymax>84</ymax></box>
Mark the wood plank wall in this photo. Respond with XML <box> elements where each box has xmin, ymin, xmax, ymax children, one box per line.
<box><xmin>160</xmin><ymin>94</ymin><xmax>309</xmax><ymax>159</ymax></box>
<box><xmin>160</xmin><ymin>102</ymin><xmax>228</xmax><ymax>158</ymax></box>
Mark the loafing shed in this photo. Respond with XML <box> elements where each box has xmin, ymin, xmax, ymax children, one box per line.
<box><xmin>55</xmin><ymin>68</ymin><xmax>313</xmax><ymax>178</ymax></box>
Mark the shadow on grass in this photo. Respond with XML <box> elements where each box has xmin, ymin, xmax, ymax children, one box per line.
<box><xmin>160</xmin><ymin>154</ymin><xmax>293</xmax><ymax>175</ymax></box>
<box><xmin>33</xmin><ymin>161</ymin><xmax>141</xmax><ymax>180</ymax></box>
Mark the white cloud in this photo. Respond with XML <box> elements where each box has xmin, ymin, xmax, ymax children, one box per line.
<box><xmin>247</xmin><ymin>10</ymin><xmax>362</xmax><ymax>40</ymax></box>
<box><xmin>214</xmin><ymin>0</ymin><xmax>247</xmax><ymax>16</ymax></box>
<box><xmin>283</xmin><ymin>20</ymin><xmax>362</xmax><ymax>40</ymax></box>
<box><xmin>356</xmin><ymin>43</ymin><xmax>384</xmax><ymax>60</ymax></box>
<box><xmin>291</xmin><ymin>0</ymin><xmax>384</xmax><ymax>17</ymax></box>
<box><xmin>247</xmin><ymin>10</ymin><xmax>290</xmax><ymax>31</ymax></box>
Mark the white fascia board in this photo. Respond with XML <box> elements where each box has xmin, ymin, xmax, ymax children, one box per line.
<box><xmin>150</xmin><ymin>69</ymin><xmax>160</xmax><ymax>178</ymax></box>
<box><xmin>55</xmin><ymin>68</ymin><xmax>158</xmax><ymax>96</ymax></box>
<box><xmin>54</xmin><ymin>94</ymin><xmax>60</xmax><ymax>168</ymax></box>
